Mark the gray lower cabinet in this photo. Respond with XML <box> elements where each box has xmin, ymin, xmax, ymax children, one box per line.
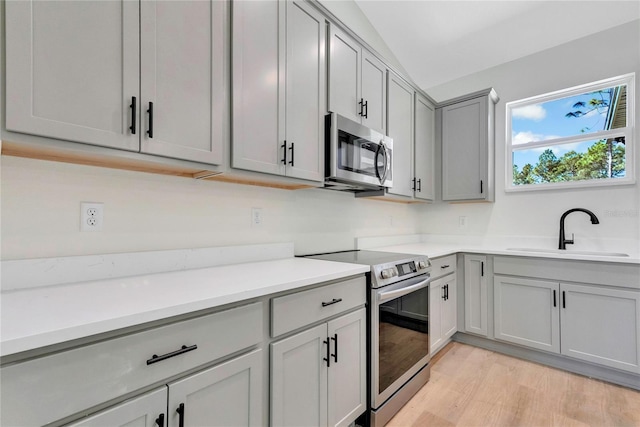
<box><xmin>494</xmin><ymin>275</ymin><xmax>560</xmax><ymax>353</ymax></box>
<box><xmin>429</xmin><ymin>274</ymin><xmax>457</xmax><ymax>354</ymax></box>
<box><xmin>66</xmin><ymin>388</ymin><xmax>166</xmax><ymax>427</ymax></box>
<box><xmin>1</xmin><ymin>302</ymin><xmax>264</xmax><ymax>426</ymax></box>
<box><xmin>463</xmin><ymin>254</ymin><xmax>488</xmax><ymax>337</ymax></box>
<box><xmin>271</xmin><ymin>308</ymin><xmax>366</xmax><ymax>427</ymax></box>
<box><xmin>67</xmin><ymin>350</ymin><xmax>263</xmax><ymax>427</ymax></box>
<box><xmin>560</xmin><ymin>283</ymin><xmax>640</xmax><ymax>373</ymax></box>
<box><xmin>493</xmin><ymin>269</ymin><xmax>640</xmax><ymax>374</ymax></box>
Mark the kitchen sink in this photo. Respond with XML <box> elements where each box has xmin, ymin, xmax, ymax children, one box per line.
<box><xmin>506</xmin><ymin>248</ymin><xmax>630</xmax><ymax>257</ymax></box>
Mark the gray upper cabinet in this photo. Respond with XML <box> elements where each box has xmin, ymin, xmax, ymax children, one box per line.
<box><xmin>414</xmin><ymin>93</ymin><xmax>436</xmax><ymax>201</ymax></box>
<box><xmin>139</xmin><ymin>0</ymin><xmax>226</xmax><ymax>165</ymax></box>
<box><xmin>5</xmin><ymin>0</ymin><xmax>140</xmax><ymax>151</ymax></box>
<box><xmin>232</xmin><ymin>0</ymin><xmax>325</xmax><ymax>182</ymax></box>
<box><xmin>328</xmin><ymin>25</ymin><xmax>386</xmax><ymax>135</ymax></box>
<box><xmin>387</xmin><ymin>72</ymin><xmax>415</xmax><ymax>198</ymax></box>
<box><xmin>5</xmin><ymin>0</ymin><xmax>227</xmax><ymax>166</ymax></box>
<box><xmin>440</xmin><ymin>89</ymin><xmax>498</xmax><ymax>202</ymax></box>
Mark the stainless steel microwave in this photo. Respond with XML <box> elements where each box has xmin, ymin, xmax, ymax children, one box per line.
<box><xmin>325</xmin><ymin>113</ymin><xmax>393</xmax><ymax>191</ymax></box>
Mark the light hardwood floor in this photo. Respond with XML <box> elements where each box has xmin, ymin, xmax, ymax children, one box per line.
<box><xmin>387</xmin><ymin>342</ymin><xmax>640</xmax><ymax>427</ymax></box>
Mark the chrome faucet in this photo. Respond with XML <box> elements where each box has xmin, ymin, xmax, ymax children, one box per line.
<box><xmin>559</xmin><ymin>208</ymin><xmax>599</xmax><ymax>250</ymax></box>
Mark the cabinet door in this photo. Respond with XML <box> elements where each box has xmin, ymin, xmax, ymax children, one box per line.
<box><xmin>442</xmin><ymin>97</ymin><xmax>487</xmax><ymax>201</ymax></box>
<box><xmin>167</xmin><ymin>349</ymin><xmax>263</xmax><ymax>427</ymax></box>
<box><xmin>231</xmin><ymin>0</ymin><xmax>285</xmax><ymax>176</ymax></box>
<box><xmin>429</xmin><ymin>279</ymin><xmax>444</xmax><ymax>353</ymax></box>
<box><xmin>140</xmin><ymin>0</ymin><xmax>226</xmax><ymax>165</ymax></box>
<box><xmin>387</xmin><ymin>72</ymin><xmax>415</xmax><ymax>198</ymax></box>
<box><xmin>561</xmin><ymin>283</ymin><xmax>640</xmax><ymax>373</ymax></box>
<box><xmin>414</xmin><ymin>94</ymin><xmax>435</xmax><ymax>201</ymax></box>
<box><xmin>442</xmin><ymin>275</ymin><xmax>458</xmax><ymax>340</ymax></box>
<box><xmin>361</xmin><ymin>51</ymin><xmax>387</xmax><ymax>134</ymax></box>
<box><xmin>284</xmin><ymin>0</ymin><xmax>325</xmax><ymax>182</ymax></box>
<box><xmin>494</xmin><ymin>276</ymin><xmax>560</xmax><ymax>353</ymax></box>
<box><xmin>271</xmin><ymin>324</ymin><xmax>328</xmax><ymax>427</ymax></box>
<box><xmin>5</xmin><ymin>0</ymin><xmax>139</xmax><ymax>151</ymax></box>
<box><xmin>67</xmin><ymin>388</ymin><xmax>166</xmax><ymax>427</ymax></box>
<box><xmin>464</xmin><ymin>255</ymin><xmax>488</xmax><ymax>337</ymax></box>
<box><xmin>328</xmin><ymin>25</ymin><xmax>361</xmax><ymax>123</ymax></box>
<box><xmin>327</xmin><ymin>308</ymin><xmax>366</xmax><ymax>427</ymax></box>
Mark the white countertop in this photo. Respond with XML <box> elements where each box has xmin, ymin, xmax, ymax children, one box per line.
<box><xmin>0</xmin><ymin>257</ymin><xmax>368</xmax><ymax>357</ymax></box>
<box><xmin>357</xmin><ymin>235</ymin><xmax>640</xmax><ymax>264</ymax></box>
<box><xmin>369</xmin><ymin>242</ymin><xmax>640</xmax><ymax>264</ymax></box>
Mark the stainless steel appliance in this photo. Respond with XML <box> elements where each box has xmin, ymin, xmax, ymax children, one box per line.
<box><xmin>324</xmin><ymin>113</ymin><xmax>393</xmax><ymax>192</ymax></box>
<box><xmin>303</xmin><ymin>250</ymin><xmax>431</xmax><ymax>427</ymax></box>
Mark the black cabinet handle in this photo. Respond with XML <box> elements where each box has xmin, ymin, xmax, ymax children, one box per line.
<box><xmin>363</xmin><ymin>100</ymin><xmax>368</xmax><ymax>118</ymax></box>
<box><xmin>321</xmin><ymin>298</ymin><xmax>342</xmax><ymax>307</ymax></box>
<box><xmin>130</xmin><ymin>96</ymin><xmax>137</xmax><ymax>134</ymax></box>
<box><xmin>146</xmin><ymin>344</ymin><xmax>197</xmax><ymax>365</ymax></box>
<box><xmin>442</xmin><ymin>285</ymin><xmax>446</xmax><ymax>300</ymax></box>
<box><xmin>446</xmin><ymin>284</ymin><xmax>449</xmax><ymax>300</ymax></box>
<box><xmin>441</xmin><ymin>265</ymin><xmax>450</xmax><ymax>269</ymax></box>
<box><xmin>281</xmin><ymin>141</ymin><xmax>287</xmax><ymax>164</ymax></box>
<box><xmin>288</xmin><ymin>142</ymin><xmax>294</xmax><ymax>167</ymax></box>
<box><xmin>331</xmin><ymin>333</ymin><xmax>338</xmax><ymax>363</ymax></box>
<box><xmin>155</xmin><ymin>414</ymin><xmax>165</xmax><ymax>427</ymax></box>
<box><xmin>176</xmin><ymin>403</ymin><xmax>185</xmax><ymax>427</ymax></box>
<box><xmin>481</xmin><ymin>262</ymin><xmax>484</xmax><ymax>277</ymax></box>
<box><xmin>358</xmin><ymin>98</ymin><xmax>364</xmax><ymax>116</ymax></box>
<box><xmin>147</xmin><ymin>102</ymin><xmax>154</xmax><ymax>138</ymax></box>
<box><xmin>323</xmin><ymin>338</ymin><xmax>330</xmax><ymax>367</ymax></box>
<box><xmin>553</xmin><ymin>290</ymin><xmax>557</xmax><ymax>307</ymax></box>
<box><xmin>417</xmin><ymin>179</ymin><xmax>422</xmax><ymax>192</ymax></box>
<box><xmin>562</xmin><ymin>291</ymin><xmax>566</xmax><ymax>308</ymax></box>
<box><xmin>480</xmin><ymin>180</ymin><xmax>483</xmax><ymax>194</ymax></box>
<box><xmin>412</xmin><ymin>177</ymin><xmax>416</xmax><ymax>191</ymax></box>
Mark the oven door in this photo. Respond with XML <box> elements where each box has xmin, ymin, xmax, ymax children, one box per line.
<box><xmin>372</xmin><ymin>274</ymin><xmax>430</xmax><ymax>409</ymax></box>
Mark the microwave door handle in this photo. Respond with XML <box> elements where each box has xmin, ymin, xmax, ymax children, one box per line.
<box><xmin>379</xmin><ymin>141</ymin><xmax>390</xmax><ymax>184</ymax></box>
<box><xmin>378</xmin><ymin>277</ymin><xmax>430</xmax><ymax>303</ymax></box>
<box><xmin>374</xmin><ymin>143</ymin><xmax>384</xmax><ymax>182</ymax></box>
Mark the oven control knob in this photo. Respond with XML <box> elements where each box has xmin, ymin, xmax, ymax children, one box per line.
<box><xmin>381</xmin><ymin>268</ymin><xmax>397</xmax><ymax>279</ymax></box>
<box><xmin>418</xmin><ymin>261</ymin><xmax>428</xmax><ymax>269</ymax></box>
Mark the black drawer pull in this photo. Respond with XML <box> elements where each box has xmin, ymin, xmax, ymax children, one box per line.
<box><xmin>321</xmin><ymin>298</ymin><xmax>342</xmax><ymax>307</ymax></box>
<box><xmin>176</xmin><ymin>403</ymin><xmax>185</xmax><ymax>427</ymax></box>
<box><xmin>323</xmin><ymin>338</ymin><xmax>330</xmax><ymax>367</ymax></box>
<box><xmin>129</xmin><ymin>96</ymin><xmax>137</xmax><ymax>134</ymax></box>
<box><xmin>146</xmin><ymin>344</ymin><xmax>197</xmax><ymax>365</ymax></box>
<box><xmin>553</xmin><ymin>290</ymin><xmax>557</xmax><ymax>307</ymax></box>
<box><xmin>441</xmin><ymin>264</ymin><xmax>450</xmax><ymax>269</ymax></box>
<box><xmin>331</xmin><ymin>333</ymin><xmax>338</xmax><ymax>363</ymax></box>
<box><xmin>147</xmin><ymin>101</ymin><xmax>154</xmax><ymax>138</ymax></box>
<box><xmin>155</xmin><ymin>414</ymin><xmax>165</xmax><ymax>427</ymax></box>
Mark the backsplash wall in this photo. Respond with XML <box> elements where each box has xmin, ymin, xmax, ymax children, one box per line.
<box><xmin>0</xmin><ymin>156</ymin><xmax>420</xmax><ymax>260</ymax></box>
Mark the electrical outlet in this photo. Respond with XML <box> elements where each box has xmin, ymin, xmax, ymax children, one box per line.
<box><xmin>81</xmin><ymin>202</ymin><xmax>104</xmax><ymax>232</ymax></box>
<box><xmin>459</xmin><ymin>216</ymin><xmax>468</xmax><ymax>229</ymax></box>
<box><xmin>251</xmin><ymin>208</ymin><xmax>263</xmax><ymax>227</ymax></box>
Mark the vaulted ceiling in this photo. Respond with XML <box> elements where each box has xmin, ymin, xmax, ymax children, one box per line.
<box><xmin>354</xmin><ymin>1</ymin><xmax>640</xmax><ymax>91</ymax></box>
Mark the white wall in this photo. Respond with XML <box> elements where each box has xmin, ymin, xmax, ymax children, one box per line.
<box><xmin>419</xmin><ymin>20</ymin><xmax>640</xmax><ymax>247</ymax></box>
<box><xmin>0</xmin><ymin>156</ymin><xmax>420</xmax><ymax>260</ymax></box>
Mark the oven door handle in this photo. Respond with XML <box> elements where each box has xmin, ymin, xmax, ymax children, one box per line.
<box><xmin>377</xmin><ymin>277</ymin><xmax>430</xmax><ymax>303</ymax></box>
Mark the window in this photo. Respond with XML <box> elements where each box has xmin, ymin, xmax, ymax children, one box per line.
<box><xmin>506</xmin><ymin>73</ymin><xmax>635</xmax><ymax>191</ymax></box>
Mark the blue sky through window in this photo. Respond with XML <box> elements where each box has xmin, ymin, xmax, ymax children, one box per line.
<box><xmin>511</xmin><ymin>88</ymin><xmax>620</xmax><ymax>167</ymax></box>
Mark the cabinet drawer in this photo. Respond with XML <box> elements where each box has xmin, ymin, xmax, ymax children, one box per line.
<box><xmin>1</xmin><ymin>302</ymin><xmax>263</xmax><ymax>427</ymax></box>
<box><xmin>431</xmin><ymin>254</ymin><xmax>456</xmax><ymax>279</ymax></box>
<box><xmin>271</xmin><ymin>276</ymin><xmax>366</xmax><ymax>337</ymax></box>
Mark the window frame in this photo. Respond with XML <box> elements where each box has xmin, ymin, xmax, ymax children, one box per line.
<box><xmin>505</xmin><ymin>73</ymin><xmax>635</xmax><ymax>192</ymax></box>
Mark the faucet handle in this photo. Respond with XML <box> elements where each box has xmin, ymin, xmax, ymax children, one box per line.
<box><xmin>567</xmin><ymin>233</ymin><xmax>575</xmax><ymax>245</ymax></box>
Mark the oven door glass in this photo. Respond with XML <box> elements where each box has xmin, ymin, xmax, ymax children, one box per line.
<box><xmin>378</xmin><ymin>285</ymin><xmax>429</xmax><ymax>394</ymax></box>
<box><xmin>337</xmin><ymin>129</ymin><xmax>385</xmax><ymax>178</ymax></box>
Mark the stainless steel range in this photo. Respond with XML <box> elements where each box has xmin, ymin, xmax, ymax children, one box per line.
<box><xmin>304</xmin><ymin>250</ymin><xmax>432</xmax><ymax>427</ymax></box>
